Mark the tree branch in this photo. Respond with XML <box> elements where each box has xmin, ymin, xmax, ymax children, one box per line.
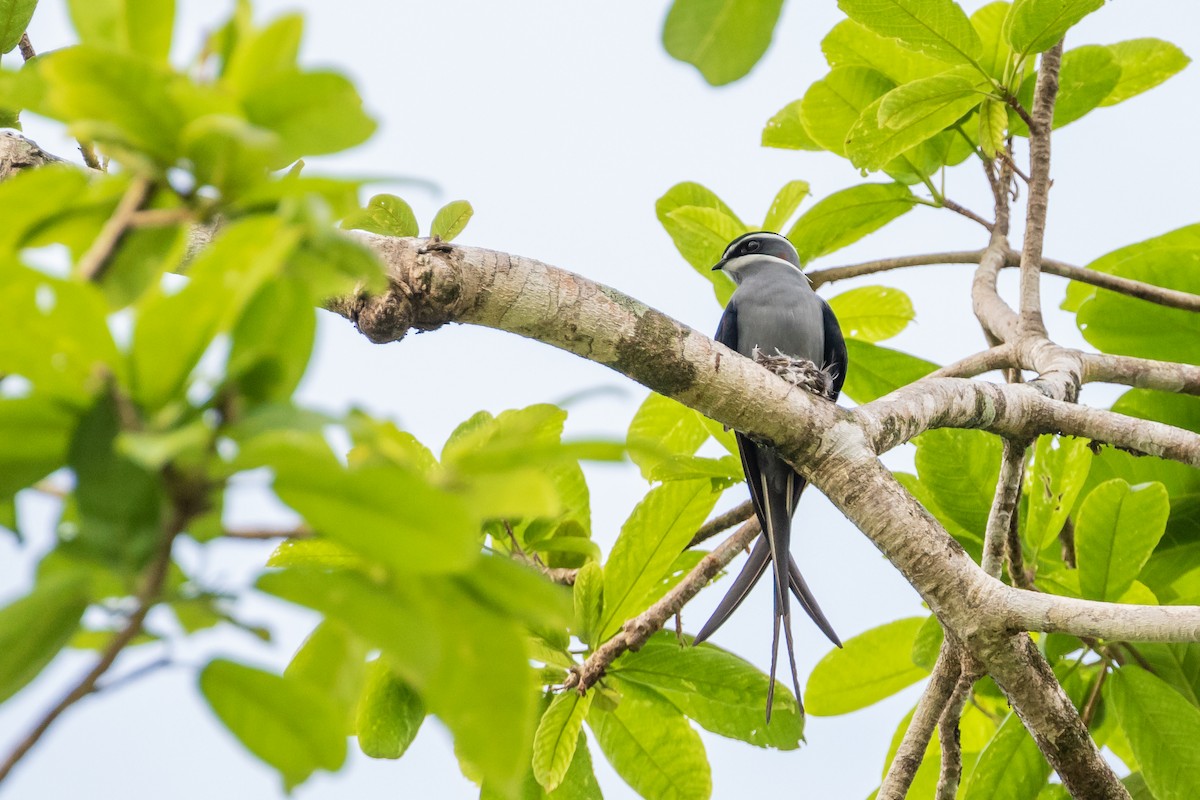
<box><xmin>983</xmin><ymin>439</ymin><xmax>1027</xmax><ymax>580</ymax></box>
<box><xmin>935</xmin><ymin>665</ymin><xmax>978</xmax><ymax>800</ymax></box>
<box><xmin>1082</xmin><ymin>352</ymin><xmax>1200</xmax><ymax>395</ymax></box>
<box><xmin>687</xmin><ymin>499</ymin><xmax>754</xmax><ymax>548</ymax></box>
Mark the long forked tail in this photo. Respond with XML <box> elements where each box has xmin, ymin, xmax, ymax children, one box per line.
<box><xmin>762</xmin><ymin>473</ymin><xmax>800</xmax><ymax>721</ymax></box>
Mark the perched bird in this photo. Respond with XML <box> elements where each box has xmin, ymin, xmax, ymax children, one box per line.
<box><xmin>693</xmin><ymin>231</ymin><xmax>848</xmax><ymax>719</ymax></box>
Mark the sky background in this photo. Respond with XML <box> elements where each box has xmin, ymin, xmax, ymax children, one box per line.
<box><xmin>2</xmin><ymin>1</ymin><xmax>1199</xmax><ymax>797</ymax></box>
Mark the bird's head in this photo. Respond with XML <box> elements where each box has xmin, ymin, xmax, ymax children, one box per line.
<box><xmin>711</xmin><ymin>231</ymin><xmax>803</xmax><ymax>284</ymax></box>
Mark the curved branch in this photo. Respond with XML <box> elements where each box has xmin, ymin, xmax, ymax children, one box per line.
<box><xmin>1082</xmin><ymin>352</ymin><xmax>1200</xmax><ymax>395</ymax></box>
<box><xmin>983</xmin><ymin>439</ymin><xmax>1027</xmax><ymax>580</ymax></box>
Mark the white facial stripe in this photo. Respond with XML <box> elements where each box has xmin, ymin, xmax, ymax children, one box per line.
<box><xmin>721</xmin><ymin>253</ymin><xmax>805</xmax><ymax>275</ymax></box>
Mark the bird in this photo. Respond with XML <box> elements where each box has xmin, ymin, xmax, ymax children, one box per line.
<box><xmin>693</xmin><ymin>230</ymin><xmax>848</xmax><ymax>720</ymax></box>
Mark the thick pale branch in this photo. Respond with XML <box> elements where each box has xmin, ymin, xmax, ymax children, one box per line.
<box><xmin>1005</xmin><ymin>588</ymin><xmax>1200</xmax><ymax>642</ymax></box>
<box><xmin>1082</xmin><ymin>352</ymin><xmax>1200</xmax><ymax>395</ymax></box>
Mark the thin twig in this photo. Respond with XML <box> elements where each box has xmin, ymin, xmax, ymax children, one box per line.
<box><xmin>1080</xmin><ymin>660</ymin><xmax>1109</xmax><ymax>728</ymax></box>
<box><xmin>928</xmin><ymin>344</ymin><xmax>1016</xmax><ymax>380</ymax></box>
<box><xmin>0</xmin><ymin>524</ymin><xmax>180</xmax><ymax>784</ymax></box>
<box><xmin>17</xmin><ymin>33</ymin><xmax>35</xmax><ymax>62</ymax></box>
<box><xmin>936</xmin><ymin>665</ymin><xmax>978</xmax><ymax>800</ymax></box>
<box><xmin>941</xmin><ymin>197</ymin><xmax>994</xmax><ymax>231</ymax></box>
<box><xmin>77</xmin><ymin>176</ymin><xmax>153</xmax><ymax>281</ymax></box>
<box><xmin>223</xmin><ymin>526</ymin><xmax>312</xmax><ymax>541</ymax></box>
<box><xmin>687</xmin><ymin>500</ymin><xmax>754</xmax><ymax>548</ymax></box>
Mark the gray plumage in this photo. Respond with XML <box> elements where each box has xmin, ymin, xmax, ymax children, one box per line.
<box><xmin>693</xmin><ymin>231</ymin><xmax>847</xmax><ymax>720</ymax></box>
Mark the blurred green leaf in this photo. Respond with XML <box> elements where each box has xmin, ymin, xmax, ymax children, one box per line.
<box><xmin>342</xmin><ymin>193</ymin><xmax>420</xmax><ymax>237</ymax></box>
<box><xmin>761</xmin><ymin>99</ymin><xmax>821</xmax><ymax>151</ymax></box>
<box><xmin>978</xmin><ymin>97</ymin><xmax>1007</xmax><ymax>157</ymax></box>
<box><xmin>199</xmin><ymin>658</ymin><xmax>346</xmax><ymax>791</ymax></box>
<box><xmin>662</xmin><ymin>0</ymin><xmax>784</xmax><ymax>86</ymax></box>
<box><xmin>762</xmin><ymin>180</ymin><xmax>810</xmax><ymax>232</ymax></box>
<box><xmin>1101</xmin><ymin>38</ymin><xmax>1191</xmax><ymax>106</ymax></box>
<box><xmin>227</xmin><ymin>277</ymin><xmax>317</xmax><ymax>405</ymax></box>
<box><xmin>599</xmin><ymin>479</ymin><xmax>719</xmax><ymax>639</ymax></box>
<box><xmin>1024</xmin><ymin>435</ymin><xmax>1092</xmax><ymax>554</ymax></box>
<box><xmin>0</xmin><ymin>572</ymin><xmax>89</xmax><ymax>704</ymax></box>
<box><xmin>242</xmin><ymin>70</ymin><xmax>375</xmax><ymax>167</ymax></box>
<box><xmin>67</xmin><ymin>0</ymin><xmax>175</xmax><ymax>62</ymax></box>
<box><xmin>221</xmin><ymin>13</ymin><xmax>303</xmax><ymax>98</ymax></box>
<box><xmin>961</xmin><ymin>710</ymin><xmax>1051</xmax><ymax>799</ymax></box>
<box><xmin>788</xmin><ymin>183</ymin><xmax>914</xmax><ymax>265</ymax></box>
<box><xmin>656</xmin><ymin>182</ymin><xmax>743</xmax><ymax>305</ymax></box>
<box><xmin>356</xmin><ymin>656</ymin><xmax>425</xmax><ymax>759</ymax></box>
<box><xmin>0</xmin><ymin>0</ymin><xmax>37</xmax><ymax>55</ymax></box>
<box><xmin>828</xmin><ymin>285</ymin><xmax>915</xmax><ymax>343</ymax></box>
<box><xmin>1005</xmin><ymin>0</ymin><xmax>1103</xmax><ymax>59</ymax></box>
<box><xmin>285</xmin><ymin>620</ymin><xmax>367</xmax><ymax>733</ymax></box>
<box><xmin>589</xmin><ymin>679</ymin><xmax>711</xmax><ymax>800</ymax></box>
<box><xmin>1109</xmin><ymin>666</ymin><xmax>1200</xmax><ymax>800</ymax></box>
<box><xmin>627</xmin><ymin>392</ymin><xmax>711</xmax><ymax>482</ymax></box>
<box><xmin>822</xmin><ymin>19</ymin><xmax>953</xmax><ymax>84</ymax></box>
<box><xmin>914</xmin><ymin>428</ymin><xmax>1003</xmax><ymax>540</ymax></box>
<box><xmin>0</xmin><ymin>396</ymin><xmax>74</xmax><ymax>497</ymax></box>
<box><xmin>1051</xmin><ymin>45</ymin><xmax>1120</xmax><ymax>128</ymax></box>
<box><xmin>837</xmin><ymin>0</ymin><xmax>982</xmax><ymax>64</ymax></box>
<box><xmin>806</xmin><ymin>617</ymin><xmax>927</xmax><ymax>716</ymax></box>
<box><xmin>573</xmin><ymin>562</ymin><xmax>603</xmax><ymax>647</ymax></box>
<box><xmin>430</xmin><ymin>199</ymin><xmax>472</xmax><ymax>241</ymax></box>
<box><xmin>650</xmin><ymin>455</ymin><xmax>742</xmax><ymax>483</ymax></box>
<box><xmin>533</xmin><ymin>690</ymin><xmax>593</xmax><ymax>792</ymax></box>
<box><xmin>972</xmin><ymin>2</ymin><xmax>1018</xmax><ymax>81</ymax></box>
<box><xmin>183</xmin><ymin>114</ymin><xmax>280</xmax><ymax>199</ymax></box>
<box><xmin>1075</xmin><ymin>479</ymin><xmax>1169</xmax><ymax>601</ymax></box>
<box><xmin>840</xmin><ymin>340</ymin><xmax>938</xmax><ymax>404</ymax></box>
<box><xmin>456</xmin><ymin>555</ymin><xmax>573</xmax><ymax>631</ymax></box>
<box><xmin>613</xmin><ymin>632</ymin><xmax>803</xmax><ymax>749</ymax></box>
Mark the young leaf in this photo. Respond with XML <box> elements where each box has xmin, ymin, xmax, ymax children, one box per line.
<box><xmin>914</xmin><ymin>428</ymin><xmax>1003</xmax><ymax>539</ymax></box>
<box><xmin>611</xmin><ymin>632</ymin><xmax>803</xmax><ymax>749</ymax></box>
<box><xmin>786</xmin><ymin>183</ymin><xmax>914</xmax><ymax>265</ymax></box>
<box><xmin>1109</xmin><ymin>666</ymin><xmax>1200</xmax><ymax>800</ymax></box>
<box><xmin>572</xmin><ymin>562</ymin><xmax>603</xmax><ymax>647</ymax></box>
<box><xmin>1074</xmin><ymin>479</ymin><xmax>1169</xmax><ymax>602</ymax></box>
<box><xmin>822</xmin><ymin>19</ymin><xmax>953</xmax><ymax>84</ymax></box>
<box><xmin>1051</xmin><ymin>45</ymin><xmax>1120</xmax><ymax>128</ymax></box>
<box><xmin>662</xmin><ymin>0</ymin><xmax>785</xmax><ymax>86</ymax></box>
<box><xmin>220</xmin><ymin>13</ymin><xmax>304</xmax><ymax>98</ymax></box>
<box><xmin>972</xmin><ymin>2</ymin><xmax>1018</xmax><ymax>81</ymax></box>
<box><xmin>805</xmin><ymin>617</ymin><xmax>928</xmax><ymax>716</ymax></box>
<box><xmin>827</xmin><ymin>285</ymin><xmax>915</xmax><ymax>343</ymax></box>
<box><xmin>1004</xmin><ymin>0</ymin><xmax>1104</xmax><ymax>59</ymax></box>
<box><xmin>67</xmin><ymin>0</ymin><xmax>176</xmax><ymax>62</ymax></box>
<box><xmin>960</xmin><ymin>711</ymin><xmax>1052</xmax><ymax>799</ymax></box>
<box><xmin>342</xmin><ymin>193</ymin><xmax>420</xmax><ymax>237</ymax></box>
<box><xmin>199</xmin><ymin>659</ymin><xmax>347</xmax><ymax>791</ymax></box>
<box><xmin>847</xmin><ymin>82</ymin><xmax>982</xmax><ymax>172</ymax></box>
<box><xmin>840</xmin><ymin>340</ymin><xmax>938</xmax><ymax>405</ymax></box>
<box><xmin>0</xmin><ymin>0</ymin><xmax>38</xmax><ymax>55</ymax></box>
<box><xmin>761</xmin><ymin>99</ymin><xmax>822</xmax><ymax>151</ymax></box>
<box><xmin>978</xmin><ymin>97</ymin><xmax>1007</xmax><ymax>157</ymax></box>
<box><xmin>762</xmin><ymin>180</ymin><xmax>810</xmax><ymax>232</ymax></box>
<box><xmin>1101</xmin><ymin>39</ymin><xmax>1191</xmax><ymax>106</ymax></box>
<box><xmin>429</xmin><ymin>199</ymin><xmax>473</xmax><ymax>241</ymax></box>
<box><xmin>800</xmin><ymin>67</ymin><xmax>896</xmax><ymax>157</ymax></box>
<box><xmin>284</xmin><ymin>620</ymin><xmax>368</xmax><ymax>732</ymax></box>
<box><xmin>627</xmin><ymin>392</ymin><xmax>711</xmax><ymax>481</ymax></box>
<box><xmin>1024</xmin><ymin>435</ymin><xmax>1093</xmax><ymax>553</ymax></box>
<box><xmin>0</xmin><ymin>572</ymin><xmax>89</xmax><ymax>704</ymax></box>
<box><xmin>837</xmin><ymin>0</ymin><xmax>983</xmax><ymax>65</ymax></box>
<box><xmin>589</xmin><ymin>680</ymin><xmax>712</xmax><ymax>800</ymax></box>
<box><xmin>356</xmin><ymin>657</ymin><xmax>425</xmax><ymax>759</ymax></box>
<box><xmin>242</xmin><ymin>70</ymin><xmax>376</xmax><ymax>167</ymax></box>
<box><xmin>656</xmin><ymin>182</ymin><xmax>745</xmax><ymax>304</ymax></box>
<box><xmin>598</xmin><ymin>479</ymin><xmax>719</xmax><ymax>639</ymax></box>
<box><xmin>666</xmin><ymin>206</ymin><xmax>747</xmax><ymax>305</ymax></box>
<box><xmin>533</xmin><ymin>690</ymin><xmax>594</xmax><ymax>792</ymax></box>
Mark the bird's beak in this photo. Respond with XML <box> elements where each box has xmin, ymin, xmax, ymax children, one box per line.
<box><xmin>711</xmin><ymin>259</ymin><xmax>728</xmax><ymax>272</ymax></box>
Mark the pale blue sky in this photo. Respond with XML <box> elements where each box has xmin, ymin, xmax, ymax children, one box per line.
<box><xmin>2</xmin><ymin>1</ymin><xmax>1198</xmax><ymax>798</ymax></box>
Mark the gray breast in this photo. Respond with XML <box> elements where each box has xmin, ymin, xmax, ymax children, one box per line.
<box><xmin>732</xmin><ymin>269</ymin><xmax>825</xmax><ymax>364</ymax></box>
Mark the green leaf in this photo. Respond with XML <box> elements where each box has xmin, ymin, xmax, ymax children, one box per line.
<box><xmin>1024</xmin><ymin>435</ymin><xmax>1092</xmax><ymax>553</ymax></box>
<box><xmin>132</xmin><ymin>216</ymin><xmax>300</xmax><ymax>410</ymax></box>
<box><xmin>356</xmin><ymin>657</ymin><xmax>425</xmax><ymax>759</ymax></box>
<box><xmin>978</xmin><ymin>97</ymin><xmax>1007</xmax><ymax>157</ymax></box>
<box><xmin>799</xmin><ymin>67</ymin><xmax>896</xmax><ymax>157</ymax></box>
<box><xmin>848</xmin><ymin>75</ymin><xmax>984</xmax><ymax>172</ymax></box>
<box><xmin>67</xmin><ymin>0</ymin><xmax>175</xmax><ymax>62</ymax></box>
<box><xmin>828</xmin><ymin>285</ymin><xmax>915</xmax><ymax>343</ymax></box>
<box><xmin>199</xmin><ymin>659</ymin><xmax>346</xmax><ymax>790</ymax></box>
<box><xmin>627</xmin><ymin>392</ymin><xmax>711</xmax><ymax>481</ymax></box>
<box><xmin>650</xmin><ymin>454</ymin><xmax>742</xmax><ymax>483</ymax></box>
<box><xmin>914</xmin><ymin>428</ymin><xmax>1003</xmax><ymax>539</ymax></box>
<box><xmin>589</xmin><ymin>679</ymin><xmax>711</xmax><ymax>800</ymax></box>
<box><xmin>598</xmin><ymin>479</ymin><xmax>719</xmax><ymax>639</ymax></box>
<box><xmin>661</xmin><ymin>0</ymin><xmax>785</xmax><ymax>86</ymax></box>
<box><xmin>243</xmin><ymin>69</ymin><xmax>376</xmax><ymax>167</ymax></box>
<box><xmin>1063</xmin><ymin>223</ymin><xmax>1200</xmax><ymax>311</ymax></box>
<box><xmin>0</xmin><ymin>0</ymin><xmax>37</xmax><ymax>55</ymax></box>
<box><xmin>761</xmin><ymin>99</ymin><xmax>822</xmax><ymax>151</ymax></box>
<box><xmin>220</xmin><ymin>13</ymin><xmax>303</xmax><ymax>98</ymax></box>
<box><xmin>182</xmin><ymin>115</ymin><xmax>280</xmax><ymax>199</ymax></box>
<box><xmin>1051</xmin><ymin>45</ymin><xmax>1120</xmax><ymax>128</ymax></box>
<box><xmin>456</xmin><ymin>555</ymin><xmax>573</xmax><ymax>631</ymax></box>
<box><xmin>910</xmin><ymin>615</ymin><xmax>944</xmax><ymax>670</ymax></box>
<box><xmin>533</xmin><ymin>691</ymin><xmax>594</xmax><ymax>792</ymax></box>
<box><xmin>284</xmin><ymin>620</ymin><xmax>367</xmax><ymax>733</ymax></box>
<box><xmin>786</xmin><ymin>183</ymin><xmax>914</xmax><ymax>265</ymax></box>
<box><xmin>1134</xmin><ymin>643</ymin><xmax>1200</xmax><ymax>709</ymax></box>
<box><xmin>656</xmin><ymin>182</ymin><xmax>745</xmax><ymax>304</ymax></box>
<box><xmin>896</xmin><ymin>472</ymin><xmax>984</xmax><ymax>561</ymax></box>
<box><xmin>1109</xmin><ymin>666</ymin><xmax>1200</xmax><ymax>800</ymax></box>
<box><xmin>226</xmin><ymin>276</ymin><xmax>317</xmax><ymax>405</ymax></box>
<box><xmin>612</xmin><ymin>632</ymin><xmax>803</xmax><ymax>749</ymax></box>
<box><xmin>822</xmin><ymin>19</ymin><xmax>953</xmax><ymax>84</ymax></box>
<box><xmin>342</xmin><ymin>193</ymin><xmax>420</xmax><ymax>237</ymax></box>
<box><xmin>1075</xmin><ymin>479</ymin><xmax>1170</xmax><ymax>602</ymax></box>
<box><xmin>1101</xmin><ymin>39</ymin><xmax>1191</xmax><ymax>106</ymax></box>
<box><xmin>1004</xmin><ymin>0</ymin><xmax>1104</xmax><ymax>59</ymax></box>
<box><xmin>0</xmin><ymin>397</ymin><xmax>75</xmax><ymax>497</ymax></box>
<box><xmin>972</xmin><ymin>2</ymin><xmax>1018</xmax><ymax>81</ymax></box>
<box><xmin>0</xmin><ymin>572</ymin><xmax>89</xmax><ymax>704</ymax></box>
<box><xmin>762</xmin><ymin>180</ymin><xmax>810</xmax><ymax>232</ymax></box>
<box><xmin>837</xmin><ymin>0</ymin><xmax>983</xmax><ymax>65</ymax></box>
<box><xmin>840</xmin><ymin>340</ymin><xmax>938</xmax><ymax>404</ymax></box>
<box><xmin>805</xmin><ymin>617</ymin><xmax>927</xmax><ymax>716</ymax></box>
<box><xmin>429</xmin><ymin>200</ymin><xmax>473</xmax><ymax>242</ymax></box>
<box><xmin>573</xmin><ymin>562</ymin><xmax>603</xmax><ymax>647</ymax></box>
<box><xmin>961</xmin><ymin>711</ymin><xmax>1052</xmax><ymax>800</ymax></box>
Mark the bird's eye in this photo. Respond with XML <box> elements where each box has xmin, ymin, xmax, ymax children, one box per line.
<box><xmin>746</xmin><ymin>241</ymin><xmax>761</xmax><ymax>252</ymax></box>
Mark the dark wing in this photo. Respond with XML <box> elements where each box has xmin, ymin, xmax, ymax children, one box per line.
<box><xmin>820</xmin><ymin>297</ymin><xmax>848</xmax><ymax>400</ymax></box>
<box><xmin>714</xmin><ymin>298</ymin><xmax>738</xmax><ymax>352</ymax></box>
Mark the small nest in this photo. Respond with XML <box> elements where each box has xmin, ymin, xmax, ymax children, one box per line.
<box><xmin>752</xmin><ymin>347</ymin><xmax>839</xmax><ymax>400</ymax></box>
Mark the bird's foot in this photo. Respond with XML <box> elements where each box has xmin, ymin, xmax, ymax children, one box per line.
<box><xmin>418</xmin><ymin>234</ymin><xmax>454</xmax><ymax>254</ymax></box>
